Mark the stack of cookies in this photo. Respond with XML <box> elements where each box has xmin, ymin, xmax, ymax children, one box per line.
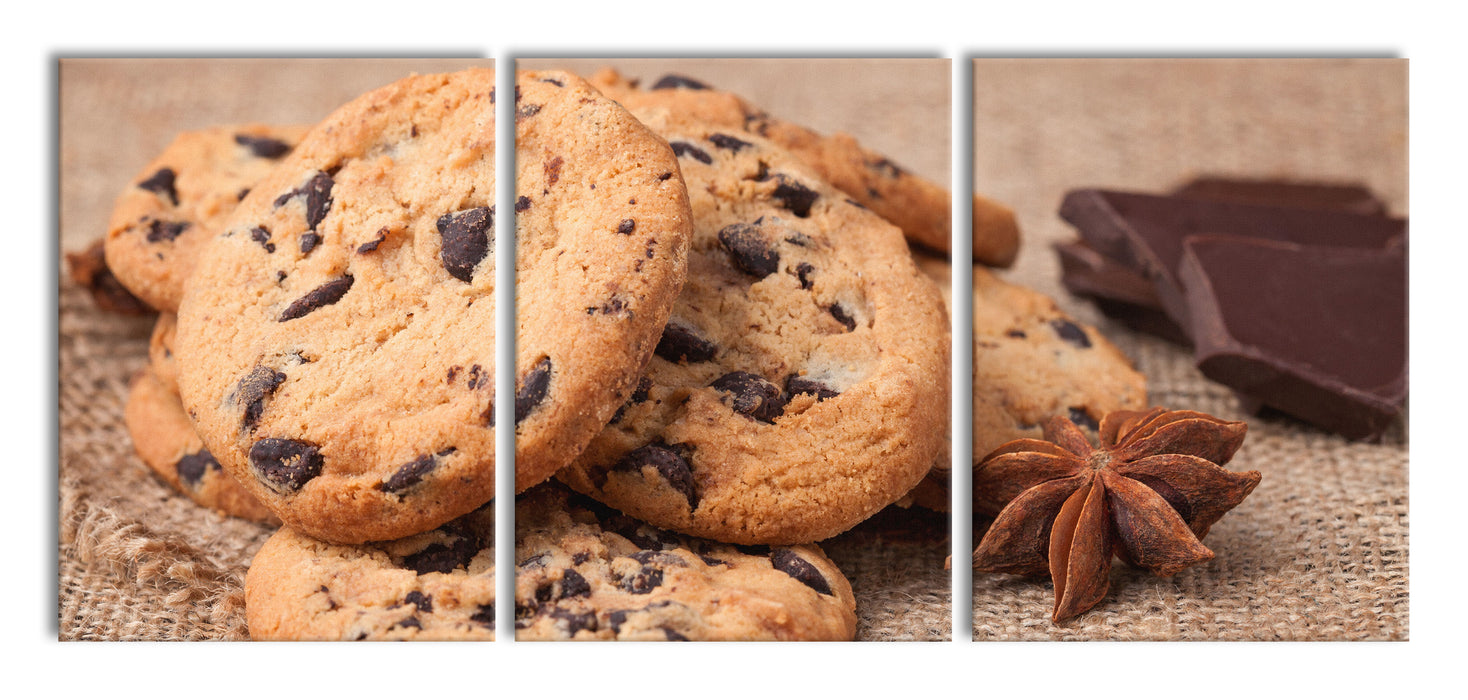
<box><xmin>73</xmin><ymin>65</ymin><xmax>1145</xmax><ymax>641</ymax></box>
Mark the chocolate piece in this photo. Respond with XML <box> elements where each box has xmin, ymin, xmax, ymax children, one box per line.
<box><xmin>1179</xmin><ymin>236</ymin><xmax>1406</xmax><ymax>440</ymax></box>
<box><xmin>1171</xmin><ymin>176</ymin><xmax>1387</xmax><ymax>216</ymax></box>
<box><xmin>1058</xmin><ymin>189</ymin><xmax>1406</xmax><ymax>330</ymax></box>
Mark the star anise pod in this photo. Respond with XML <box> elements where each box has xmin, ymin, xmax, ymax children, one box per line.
<box><xmin>972</xmin><ymin>407</ymin><xmax>1261</xmax><ymax>622</ymax></box>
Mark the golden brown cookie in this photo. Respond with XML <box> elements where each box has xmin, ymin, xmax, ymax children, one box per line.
<box><xmin>555</xmin><ymin>110</ymin><xmax>949</xmax><ymax>545</ymax></box>
<box><xmin>176</xmin><ymin>70</ymin><xmax>499</xmax><ymax>544</ymax></box>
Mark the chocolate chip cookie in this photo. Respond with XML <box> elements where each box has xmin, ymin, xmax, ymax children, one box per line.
<box><xmin>175</xmin><ymin>69</ymin><xmax>499</xmax><ymax>543</ymax></box>
<box><xmin>245</xmin><ymin>482</ymin><xmax>856</xmax><ymax>640</ymax></box>
<box><xmin>124</xmin><ymin>365</ymin><xmax>277</xmax><ymax>524</ymax></box>
<box><xmin>555</xmin><ymin>110</ymin><xmax>949</xmax><ymax>545</ymax></box>
<box><xmin>512</xmin><ymin>70</ymin><xmax>694</xmax><ymax>494</ymax></box>
<box><xmin>588</xmin><ymin>68</ymin><xmax>976</xmax><ymax>261</ymax></box>
<box><xmin>103</xmin><ymin>124</ymin><xmax>309</xmax><ymax>312</ymax></box>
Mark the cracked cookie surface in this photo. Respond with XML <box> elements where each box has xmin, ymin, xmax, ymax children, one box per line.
<box><xmin>176</xmin><ymin>69</ymin><xmax>498</xmax><ymax>543</ymax></box>
<box><xmin>555</xmin><ymin>110</ymin><xmax>948</xmax><ymax>545</ymax></box>
<box><xmin>104</xmin><ymin>124</ymin><xmax>310</xmax><ymax>312</ymax></box>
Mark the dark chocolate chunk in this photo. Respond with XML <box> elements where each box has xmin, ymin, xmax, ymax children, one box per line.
<box><xmin>1170</xmin><ymin>176</ymin><xmax>1387</xmax><ymax>216</ymax></box>
<box><xmin>403</xmin><ymin>591</ymin><xmax>433</xmax><ymax>613</ymax></box>
<box><xmin>548</xmin><ymin>608</ymin><xmax>597</xmax><ymax>635</ymax></box>
<box><xmin>234</xmin><ymin>134</ymin><xmax>293</xmax><ymax>159</ymax></box>
<box><xmin>249</xmin><ymin>226</ymin><xmax>275</xmax><ymax>253</ymax></box>
<box><xmin>663</xmin><ymin>627</ymin><xmax>689</xmax><ymax>641</ymax></box>
<box><xmin>654</xmin><ymin>322</ymin><xmax>717</xmax><ymax>363</ymax></box>
<box><xmin>145</xmin><ymin>220</ymin><xmax>189</xmax><ymax>243</ymax></box>
<box><xmin>770</xmin><ymin>548</ymin><xmax>833</xmax><ymax>595</ymax></box>
<box><xmin>236</xmin><ymin>366</ymin><xmax>287</xmax><ymax>429</ymax></box>
<box><xmin>621</xmin><ymin>566</ymin><xmax>664</xmax><ymax>594</ymax></box>
<box><xmin>175</xmin><ymin>450</ymin><xmax>219</xmax><ymax>488</ymax></box>
<box><xmin>302</xmin><ymin>171</ymin><xmax>334</xmax><ymax>230</ymax></box>
<box><xmin>379</xmin><ymin>452</ymin><xmax>442</xmax><ymax>493</ymax></box>
<box><xmin>710</xmin><ymin>371</ymin><xmax>787</xmax><ymax>423</ymax></box>
<box><xmin>616</xmin><ymin>218</ymin><xmax>636</xmax><ymax>235</ymax></box>
<box><xmin>793</xmin><ymin>262</ymin><xmax>816</xmax><ymax>289</ymax></box>
<box><xmin>630</xmin><ymin>550</ymin><xmax>686</xmax><ymax>567</ymax></box>
<box><xmin>709</xmin><ymin>133</ymin><xmax>752</xmax><ymax>152</ymax></box>
<box><xmin>785</xmin><ymin>375</ymin><xmax>839</xmax><ymax>402</ymax></box>
<box><xmin>1058</xmin><ymin>188</ymin><xmax>1405</xmax><ymax>330</ymax></box>
<box><xmin>670</xmin><ymin>141</ymin><xmax>712</xmax><ymax>165</ymax></box>
<box><xmin>1179</xmin><ymin>236</ymin><xmax>1406</xmax><ymax>440</ymax></box>
<box><xmin>828</xmin><ymin>304</ymin><xmax>857</xmax><ymax>332</ymax></box>
<box><xmin>137</xmin><ymin>168</ymin><xmax>178</xmax><ymax>205</ymax></box>
<box><xmin>718</xmin><ymin>222</ymin><xmax>780</xmax><ymax>278</ymax></box>
<box><xmin>300</xmin><ymin>231</ymin><xmax>322</xmax><ymax>254</ymax></box>
<box><xmin>471</xmin><ymin>604</ymin><xmax>494</xmax><ymax>627</ymax></box>
<box><xmin>770</xmin><ymin>175</ymin><xmax>818</xmax><ymax>217</ymax></box>
<box><xmin>613</xmin><ymin>443</ymin><xmax>698</xmax><ymax>510</ymax></box>
<box><xmin>517</xmin><ymin>103</ymin><xmax>542</xmax><ymax>120</ymax></box>
<box><xmin>437</xmin><ymin>206</ymin><xmax>493</xmax><ymax>283</ymax></box>
<box><xmin>557</xmin><ymin>569</ymin><xmax>591</xmax><ymax>599</ymax></box>
<box><xmin>515</xmin><ymin>195</ymin><xmax>531</xmax><ymax>212</ymax></box>
<box><xmin>1049</xmin><ymin>319</ymin><xmax>1091</xmax><ymax>349</ymax></box>
<box><xmin>248</xmin><ymin>438</ymin><xmax>323</xmax><ymax>492</ymax></box>
<box><xmin>279</xmin><ymin>274</ymin><xmax>354</xmax><ymax>321</ymax></box>
<box><xmin>514</xmin><ymin>357</ymin><xmax>552</xmax><ymax>425</ymax></box>
<box><xmin>400</xmin><ymin>535</ymin><xmax>480</xmax><ymax>575</ymax></box>
<box><xmin>393</xmin><ymin>616</ymin><xmax>422</xmax><ymax>630</ymax></box>
<box><xmin>611</xmin><ymin>376</ymin><xmax>653</xmax><ymax>423</ymax></box>
<box><xmin>650</xmin><ymin>74</ymin><xmax>711</xmax><ymax>90</ymax></box>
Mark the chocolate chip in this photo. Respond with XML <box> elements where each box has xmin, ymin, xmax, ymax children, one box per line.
<box><xmin>621</xmin><ymin>566</ymin><xmax>664</xmax><ymax>594</ymax></box>
<box><xmin>869</xmin><ymin>158</ymin><xmax>905</xmax><ymax>179</ymax></box>
<box><xmin>515</xmin><ymin>196</ymin><xmax>531</xmax><ymax>212</ymax></box>
<box><xmin>137</xmin><ymin>168</ymin><xmax>178</xmax><ymax>205</ymax></box>
<box><xmin>662</xmin><ymin>627</ymin><xmax>689</xmax><ymax>641</ymax></box>
<box><xmin>557</xmin><ymin>569</ymin><xmax>591</xmax><ymax>599</ymax></box>
<box><xmin>175</xmin><ymin>450</ymin><xmax>219</xmax><ymax>488</ymax></box>
<box><xmin>353</xmin><ymin>228</ymin><xmax>388</xmax><ymax>254</ymax></box>
<box><xmin>437</xmin><ymin>207</ymin><xmax>493</xmax><ymax>283</ymax></box>
<box><xmin>670</xmin><ymin>141</ymin><xmax>712</xmax><ymax>165</ymax></box>
<box><xmin>466</xmin><ymin>364</ymin><xmax>490</xmax><ymax>390</ymax></box>
<box><xmin>718</xmin><ymin>223</ymin><xmax>780</xmax><ymax>278</ymax></box>
<box><xmin>380</xmin><ymin>452</ymin><xmax>441</xmax><ymax>493</ymax></box>
<box><xmin>543</xmin><ymin>156</ymin><xmax>562</xmax><ymax>186</ymax></box>
<box><xmin>610</xmin><ymin>376</ymin><xmax>653</xmax><ymax>423</ymax></box>
<box><xmin>650</xmin><ymin>74</ymin><xmax>711</xmax><ymax>90</ymax></box>
<box><xmin>771</xmin><ymin>176</ymin><xmax>818</xmax><ymax>217</ymax></box>
<box><xmin>302</xmin><ymin>171</ymin><xmax>334</xmax><ymax>230</ymax></box>
<box><xmin>515</xmin><ymin>357</ymin><xmax>552</xmax><ymax>425</ymax></box>
<box><xmin>403</xmin><ymin>591</ymin><xmax>433</xmax><ymax>613</ymax></box>
<box><xmin>785</xmin><ymin>375</ymin><xmax>839</xmax><ymax>402</ymax></box>
<box><xmin>572</xmin><ymin>552</ymin><xmax>591</xmax><ymax>565</ymax></box>
<box><xmin>1005</xmin><ymin>329</ymin><xmax>1027</xmax><ymax>339</ymax></box>
<box><xmin>771</xmin><ymin>548</ymin><xmax>833</xmax><ymax>595</ymax></box>
<box><xmin>235</xmin><ymin>366</ymin><xmax>286</xmax><ymax>430</ymax></box>
<box><xmin>249</xmin><ymin>226</ymin><xmax>275</xmax><ymax>253</ymax></box>
<box><xmin>235</xmin><ymin>134</ymin><xmax>293</xmax><ymax>159</ymax></box>
<box><xmin>517</xmin><ymin>103</ymin><xmax>542</xmax><ymax>120</ymax></box>
<box><xmin>613</xmin><ymin>443</ymin><xmax>698</xmax><ymax>510</ymax></box>
<box><xmin>588</xmin><ymin>297</ymin><xmax>629</xmax><ymax>316</ymax></box>
<box><xmin>400</xmin><ymin>535</ymin><xmax>480</xmax><ymax>574</ymax></box>
<box><xmin>548</xmin><ymin>608</ymin><xmax>597</xmax><ymax>635</ymax></box>
<box><xmin>631</xmin><ymin>550</ymin><xmax>686</xmax><ymax>567</ymax></box>
<box><xmin>709</xmin><ymin>133</ymin><xmax>752</xmax><ymax>152</ymax></box>
<box><xmin>654</xmin><ymin>322</ymin><xmax>717</xmax><ymax>363</ymax></box>
<box><xmin>471</xmin><ymin>604</ymin><xmax>494</xmax><ymax>627</ymax></box>
<box><xmin>519</xmin><ymin>554</ymin><xmax>550</xmax><ymax>569</ymax></box>
<box><xmin>1068</xmin><ymin>407</ymin><xmax>1100</xmax><ymax>431</ymax></box>
<box><xmin>780</xmin><ymin>264</ymin><xmax>811</xmax><ymax>292</ymax></box>
<box><xmin>393</xmin><ymin>616</ymin><xmax>421</xmax><ymax>630</ymax></box>
<box><xmin>248</xmin><ymin>437</ymin><xmax>323</xmax><ymax>493</ymax></box>
<box><xmin>539</xmin><ymin>76</ymin><xmax>564</xmax><ymax>87</ymax></box>
<box><xmin>616</xmin><ymin>219</ymin><xmax>636</xmax><ymax>235</ymax></box>
<box><xmin>300</xmin><ymin>232</ymin><xmax>322</xmax><ymax>254</ymax></box>
<box><xmin>828</xmin><ymin>303</ymin><xmax>857</xmax><ymax>331</ymax></box>
<box><xmin>710</xmin><ymin>371</ymin><xmax>787</xmax><ymax>423</ymax></box>
<box><xmin>279</xmin><ymin>275</ymin><xmax>353</xmax><ymax>321</ymax></box>
<box><xmin>1050</xmin><ymin>319</ymin><xmax>1092</xmax><ymax>348</ymax></box>
<box><xmin>145</xmin><ymin>220</ymin><xmax>189</xmax><ymax>243</ymax></box>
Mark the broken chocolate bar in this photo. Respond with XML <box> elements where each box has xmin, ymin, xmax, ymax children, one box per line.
<box><xmin>1058</xmin><ymin>188</ymin><xmax>1406</xmax><ymax>331</ymax></box>
<box><xmin>1171</xmin><ymin>177</ymin><xmax>1388</xmax><ymax>216</ymax></box>
<box><xmin>1179</xmin><ymin>235</ymin><xmax>1406</xmax><ymax>441</ymax></box>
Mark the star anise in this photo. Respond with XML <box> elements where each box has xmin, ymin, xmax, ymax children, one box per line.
<box><xmin>972</xmin><ymin>407</ymin><xmax>1261</xmax><ymax>621</ymax></box>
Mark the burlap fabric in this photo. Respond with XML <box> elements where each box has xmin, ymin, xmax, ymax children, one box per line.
<box><xmin>969</xmin><ymin>58</ymin><xmax>1408</xmax><ymax>640</ymax></box>
<box><xmin>57</xmin><ymin>59</ymin><xmax>953</xmax><ymax>641</ymax></box>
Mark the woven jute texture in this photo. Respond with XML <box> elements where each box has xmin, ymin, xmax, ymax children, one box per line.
<box><xmin>969</xmin><ymin>58</ymin><xmax>1408</xmax><ymax>640</ymax></box>
<box><xmin>57</xmin><ymin>58</ymin><xmax>953</xmax><ymax>642</ymax></box>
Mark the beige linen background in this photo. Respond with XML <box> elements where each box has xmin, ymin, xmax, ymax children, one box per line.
<box><xmin>970</xmin><ymin>58</ymin><xmax>1407</xmax><ymax>640</ymax></box>
<box><xmin>57</xmin><ymin>58</ymin><xmax>953</xmax><ymax>641</ymax></box>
